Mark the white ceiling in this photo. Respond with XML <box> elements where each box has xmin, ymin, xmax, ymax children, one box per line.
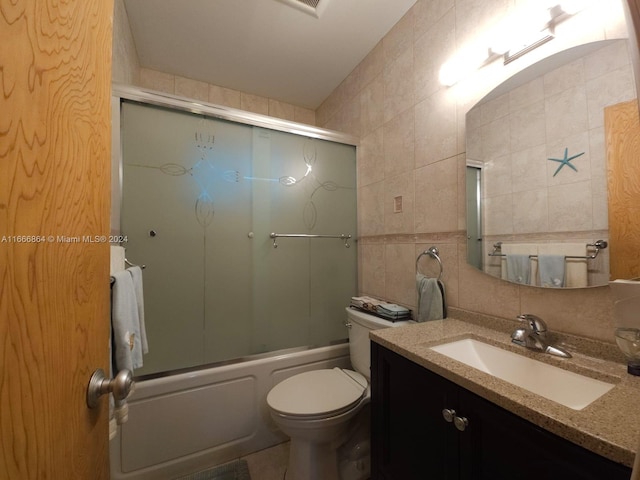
<box><xmin>123</xmin><ymin>0</ymin><xmax>417</xmax><ymax>109</ymax></box>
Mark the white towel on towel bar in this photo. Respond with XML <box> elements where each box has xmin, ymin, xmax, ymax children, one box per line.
<box><xmin>538</xmin><ymin>255</ymin><xmax>565</xmax><ymax>288</ymax></box>
<box><xmin>111</xmin><ymin>270</ymin><xmax>143</xmax><ymax>371</ymax></box>
<box><xmin>538</xmin><ymin>243</ymin><xmax>587</xmax><ymax>288</ymax></box>
<box><xmin>501</xmin><ymin>244</ymin><xmax>538</xmax><ymax>285</ymax></box>
<box><xmin>128</xmin><ymin>266</ymin><xmax>148</xmax><ymax>354</ymax></box>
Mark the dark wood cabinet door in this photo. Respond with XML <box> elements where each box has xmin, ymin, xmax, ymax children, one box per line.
<box><xmin>458</xmin><ymin>388</ymin><xmax>632</xmax><ymax>480</ymax></box>
<box><xmin>372</xmin><ymin>343</ymin><xmax>632</xmax><ymax>480</ymax></box>
<box><xmin>371</xmin><ymin>343</ymin><xmax>458</xmax><ymax>480</ymax></box>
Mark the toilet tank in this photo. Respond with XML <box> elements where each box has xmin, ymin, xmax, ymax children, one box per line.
<box><xmin>346</xmin><ymin>307</ymin><xmax>412</xmax><ymax>380</ymax></box>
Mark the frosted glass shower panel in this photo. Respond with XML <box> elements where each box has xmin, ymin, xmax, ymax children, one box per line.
<box><xmin>120</xmin><ymin>101</ymin><xmax>357</xmax><ymax>376</ymax></box>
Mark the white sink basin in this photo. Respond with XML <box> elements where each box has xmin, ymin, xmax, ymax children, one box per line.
<box><xmin>430</xmin><ymin>338</ymin><xmax>614</xmax><ymax>410</ymax></box>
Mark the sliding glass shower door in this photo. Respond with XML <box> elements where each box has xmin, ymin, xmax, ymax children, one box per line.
<box><xmin>120</xmin><ymin>100</ymin><xmax>357</xmax><ymax>376</ymax></box>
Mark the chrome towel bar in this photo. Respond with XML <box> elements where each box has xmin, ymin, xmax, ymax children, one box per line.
<box><xmin>488</xmin><ymin>240</ymin><xmax>607</xmax><ymax>260</ymax></box>
<box><xmin>269</xmin><ymin>232</ymin><xmax>352</xmax><ymax>248</ymax></box>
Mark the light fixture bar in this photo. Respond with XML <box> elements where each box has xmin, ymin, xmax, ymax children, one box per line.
<box><xmin>504</xmin><ymin>32</ymin><xmax>555</xmax><ymax>65</ymax></box>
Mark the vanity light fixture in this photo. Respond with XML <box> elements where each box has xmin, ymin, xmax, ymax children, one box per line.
<box><xmin>439</xmin><ymin>1</ymin><xmax>595</xmax><ymax>86</ymax></box>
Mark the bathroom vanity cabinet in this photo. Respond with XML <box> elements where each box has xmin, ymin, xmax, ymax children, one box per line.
<box><xmin>371</xmin><ymin>343</ymin><xmax>632</xmax><ymax>480</ymax></box>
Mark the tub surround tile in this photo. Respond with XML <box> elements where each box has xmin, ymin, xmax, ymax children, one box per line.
<box><xmin>370</xmin><ymin>313</ymin><xmax>639</xmax><ymax>467</ymax></box>
<box><xmin>140</xmin><ymin>68</ymin><xmax>175</xmax><ymax>93</ymax></box>
<box><xmin>241</xmin><ymin>93</ymin><xmax>269</xmax><ymax>116</ymax></box>
<box><xmin>208</xmin><ymin>85</ymin><xmax>242</xmax><ymax>109</ymax></box>
<box><xmin>175</xmin><ymin>77</ymin><xmax>209</xmax><ymax>102</ymax></box>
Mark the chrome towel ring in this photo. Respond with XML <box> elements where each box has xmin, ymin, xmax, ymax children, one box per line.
<box><xmin>416</xmin><ymin>246</ymin><xmax>443</xmax><ymax>280</ymax></box>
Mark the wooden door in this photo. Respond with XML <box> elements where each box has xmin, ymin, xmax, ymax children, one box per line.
<box><xmin>605</xmin><ymin>100</ymin><xmax>640</xmax><ymax>280</ymax></box>
<box><xmin>0</xmin><ymin>1</ymin><xmax>113</xmax><ymax>478</ymax></box>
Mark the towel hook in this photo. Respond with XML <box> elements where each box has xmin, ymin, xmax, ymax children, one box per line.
<box><xmin>416</xmin><ymin>246</ymin><xmax>443</xmax><ymax>281</ymax></box>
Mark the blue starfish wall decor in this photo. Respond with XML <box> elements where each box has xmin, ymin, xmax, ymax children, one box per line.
<box><xmin>548</xmin><ymin>147</ymin><xmax>584</xmax><ymax>177</ymax></box>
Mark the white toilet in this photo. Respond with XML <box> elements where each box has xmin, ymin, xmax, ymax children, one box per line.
<box><xmin>266</xmin><ymin>307</ymin><xmax>411</xmax><ymax>480</ymax></box>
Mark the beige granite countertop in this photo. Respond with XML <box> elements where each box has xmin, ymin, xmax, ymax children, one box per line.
<box><xmin>369</xmin><ymin>308</ymin><xmax>640</xmax><ymax>468</ymax></box>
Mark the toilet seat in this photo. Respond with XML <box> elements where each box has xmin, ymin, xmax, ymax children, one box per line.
<box><xmin>267</xmin><ymin>368</ymin><xmax>367</xmax><ymax>419</ymax></box>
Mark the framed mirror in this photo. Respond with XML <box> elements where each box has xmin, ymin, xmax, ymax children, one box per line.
<box><xmin>465</xmin><ymin>39</ymin><xmax>636</xmax><ymax>288</ymax></box>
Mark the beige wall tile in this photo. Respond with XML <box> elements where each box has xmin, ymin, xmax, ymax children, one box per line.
<box><xmin>509</xmin><ymin>100</ymin><xmax>546</xmax><ymax>151</ymax></box>
<box><xmin>294</xmin><ymin>106</ymin><xmax>316</xmax><ymax>126</ymax></box>
<box><xmin>383</xmin><ymin>48</ymin><xmax>415</xmax><ymax>123</ymax></box>
<box><xmin>268</xmin><ymin>99</ymin><xmax>295</xmax><ymax>121</ymax></box>
<box><xmin>414</xmin><ymin>0</ymin><xmax>454</xmax><ymax>41</ymax></box>
<box><xmin>584</xmin><ymin>40</ymin><xmax>631</xmax><ymax>81</ymax></box>
<box><xmin>139</xmin><ymin>68</ymin><xmax>175</xmax><ymax>94</ymax></box>
<box><xmin>384</xmin><ymin>172</ymin><xmax>414</xmax><ymax>234</ymax></box>
<box><xmin>384</xmin><ymin>108</ymin><xmax>415</xmax><ymax>178</ymax></box>
<box><xmin>586</xmin><ymin>67</ymin><xmax>636</xmax><ymax>129</ymax></box>
<box><xmin>545</xmin><ymin>85</ymin><xmax>589</xmax><ymax>142</ymax></box>
<box><xmin>385</xmin><ymin>243</ymin><xmax>416</xmax><ymax>307</ymax></box>
<box><xmin>175</xmin><ymin>76</ymin><xmax>209</xmax><ymax>102</ymax></box>
<box><xmin>360</xmin><ymin>244</ymin><xmax>386</xmax><ymax>298</ymax></box>
<box><xmin>548</xmin><ymin>180</ymin><xmax>592</xmax><ymax>232</ymax></box>
<box><xmin>360</xmin><ymin>75</ymin><xmax>385</xmax><ymax>137</ymax></box>
<box><xmin>358</xmin><ymin>127</ymin><xmax>385</xmax><ymax>187</ymax></box>
<box><xmin>519</xmin><ymin>286</ymin><xmax>615</xmax><ymax>342</ymax></box>
<box><xmin>358</xmin><ymin>181</ymin><xmax>385</xmax><ymax>236</ymax></box>
<box><xmin>208</xmin><ymin>85</ymin><xmax>242</xmax><ymax>109</ymax></box>
<box><xmin>512</xmin><ymin>188</ymin><xmax>548</xmax><ymax>234</ymax></box>
<box><xmin>483</xmin><ymin>194</ymin><xmax>513</xmax><ymax>236</ymax></box>
<box><xmin>241</xmin><ymin>93</ymin><xmax>269</xmax><ymax>115</ymax></box>
<box><xmin>414</xmin><ymin>157</ymin><xmax>458</xmax><ymax>233</ymax></box>
<box><xmin>112</xmin><ymin>0</ymin><xmax>140</xmax><ymax>85</ymax></box>
<box><xmin>414</xmin><ymin>88</ymin><xmax>457</xmax><ymax>167</ymax></box>
<box><xmin>358</xmin><ymin>41</ymin><xmax>385</xmax><ymax>90</ymax></box>
<box><xmin>383</xmin><ymin>9</ymin><xmax>414</xmax><ymax>65</ymax></box>
<box><xmin>414</xmin><ymin>8</ymin><xmax>456</xmax><ymax>102</ymax></box>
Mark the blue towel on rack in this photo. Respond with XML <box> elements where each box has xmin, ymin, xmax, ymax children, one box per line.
<box><xmin>416</xmin><ymin>274</ymin><xmax>444</xmax><ymax>322</ymax></box>
<box><xmin>505</xmin><ymin>254</ymin><xmax>531</xmax><ymax>285</ymax></box>
<box><xmin>538</xmin><ymin>255</ymin><xmax>565</xmax><ymax>288</ymax></box>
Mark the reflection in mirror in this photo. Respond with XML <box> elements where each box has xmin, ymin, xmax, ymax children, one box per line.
<box><xmin>465</xmin><ymin>40</ymin><xmax>636</xmax><ymax>288</ymax></box>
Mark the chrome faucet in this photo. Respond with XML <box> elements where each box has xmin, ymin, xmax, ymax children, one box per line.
<box><xmin>511</xmin><ymin>314</ymin><xmax>572</xmax><ymax>358</ymax></box>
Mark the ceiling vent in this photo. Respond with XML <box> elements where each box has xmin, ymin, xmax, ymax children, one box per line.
<box><xmin>275</xmin><ymin>0</ymin><xmax>328</xmax><ymax>18</ymax></box>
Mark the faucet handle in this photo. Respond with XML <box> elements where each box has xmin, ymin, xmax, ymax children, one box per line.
<box><xmin>517</xmin><ymin>314</ymin><xmax>547</xmax><ymax>333</ymax></box>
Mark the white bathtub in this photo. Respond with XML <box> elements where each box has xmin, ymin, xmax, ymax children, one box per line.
<box><xmin>110</xmin><ymin>343</ymin><xmax>351</xmax><ymax>479</ymax></box>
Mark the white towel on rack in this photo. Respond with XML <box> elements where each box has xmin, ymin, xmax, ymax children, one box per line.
<box><xmin>128</xmin><ymin>266</ymin><xmax>148</xmax><ymax>354</ymax></box>
<box><xmin>416</xmin><ymin>274</ymin><xmax>444</xmax><ymax>322</ymax></box>
<box><xmin>505</xmin><ymin>255</ymin><xmax>531</xmax><ymax>285</ymax></box>
<box><xmin>538</xmin><ymin>255</ymin><xmax>565</xmax><ymax>287</ymax></box>
<box><xmin>111</xmin><ymin>270</ymin><xmax>143</xmax><ymax>371</ymax></box>
<box><xmin>501</xmin><ymin>244</ymin><xmax>537</xmax><ymax>285</ymax></box>
<box><xmin>538</xmin><ymin>243</ymin><xmax>587</xmax><ymax>288</ymax></box>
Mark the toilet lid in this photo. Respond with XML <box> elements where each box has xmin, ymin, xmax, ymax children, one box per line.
<box><xmin>267</xmin><ymin>368</ymin><xmax>367</xmax><ymax>417</ymax></box>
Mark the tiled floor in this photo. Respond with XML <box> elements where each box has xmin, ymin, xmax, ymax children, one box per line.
<box><xmin>242</xmin><ymin>442</ymin><xmax>289</xmax><ymax>480</ymax></box>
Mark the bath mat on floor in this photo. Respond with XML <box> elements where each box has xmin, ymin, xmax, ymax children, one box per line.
<box><xmin>177</xmin><ymin>459</ymin><xmax>251</xmax><ymax>480</ymax></box>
